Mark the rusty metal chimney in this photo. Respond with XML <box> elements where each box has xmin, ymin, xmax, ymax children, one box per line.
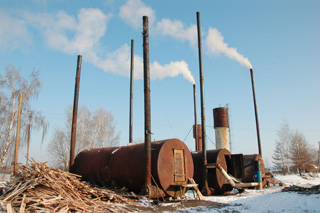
<box><xmin>129</xmin><ymin>39</ymin><xmax>134</xmax><ymax>145</ymax></box>
<box><xmin>143</xmin><ymin>16</ymin><xmax>152</xmax><ymax>193</ymax></box>
<box><xmin>193</xmin><ymin>124</ymin><xmax>202</xmax><ymax>151</ymax></box>
<box><xmin>250</xmin><ymin>68</ymin><xmax>262</xmax><ymax>156</ymax></box>
<box><xmin>69</xmin><ymin>55</ymin><xmax>82</xmax><ymax>169</ymax></box>
<box><xmin>193</xmin><ymin>84</ymin><xmax>201</xmax><ymax>151</ymax></box>
<box><xmin>213</xmin><ymin>107</ymin><xmax>230</xmax><ymax>151</ymax></box>
<box><xmin>196</xmin><ymin>11</ymin><xmax>210</xmax><ymax>195</ymax></box>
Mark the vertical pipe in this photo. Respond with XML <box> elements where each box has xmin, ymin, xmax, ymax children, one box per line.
<box><xmin>129</xmin><ymin>39</ymin><xmax>134</xmax><ymax>145</ymax></box>
<box><xmin>69</xmin><ymin>55</ymin><xmax>82</xmax><ymax>169</ymax></box>
<box><xmin>250</xmin><ymin>68</ymin><xmax>262</xmax><ymax>156</ymax></box>
<box><xmin>13</xmin><ymin>91</ymin><xmax>23</xmax><ymax>175</ymax></box>
<box><xmin>196</xmin><ymin>11</ymin><xmax>210</xmax><ymax>195</ymax></box>
<box><xmin>143</xmin><ymin>16</ymin><xmax>152</xmax><ymax>191</ymax></box>
<box><xmin>193</xmin><ymin>84</ymin><xmax>198</xmax><ymax>151</ymax></box>
<box><xmin>26</xmin><ymin>112</ymin><xmax>32</xmax><ymax>167</ymax></box>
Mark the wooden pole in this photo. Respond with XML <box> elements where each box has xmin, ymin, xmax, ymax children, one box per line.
<box><xmin>13</xmin><ymin>91</ymin><xmax>23</xmax><ymax>175</ymax></box>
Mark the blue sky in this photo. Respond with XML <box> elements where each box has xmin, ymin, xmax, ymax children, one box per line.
<box><xmin>1</xmin><ymin>0</ymin><xmax>319</xmax><ymax>167</ymax></box>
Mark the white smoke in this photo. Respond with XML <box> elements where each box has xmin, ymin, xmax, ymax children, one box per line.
<box><xmin>205</xmin><ymin>27</ymin><xmax>252</xmax><ymax>69</ymax></box>
<box><xmin>96</xmin><ymin>44</ymin><xmax>195</xmax><ymax>83</ymax></box>
<box><xmin>16</xmin><ymin>7</ymin><xmax>194</xmax><ymax>83</ymax></box>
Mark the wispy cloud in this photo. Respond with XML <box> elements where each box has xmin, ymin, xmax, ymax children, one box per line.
<box><xmin>24</xmin><ymin>8</ymin><xmax>111</xmax><ymax>63</ymax></box>
<box><xmin>0</xmin><ymin>11</ymin><xmax>32</xmax><ymax>51</ymax></box>
<box><xmin>156</xmin><ymin>18</ymin><xmax>198</xmax><ymax>49</ymax></box>
<box><xmin>119</xmin><ymin>0</ymin><xmax>155</xmax><ymax>29</ymax></box>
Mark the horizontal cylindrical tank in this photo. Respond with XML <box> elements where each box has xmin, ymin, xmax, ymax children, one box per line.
<box><xmin>192</xmin><ymin>149</ymin><xmax>233</xmax><ymax>194</ymax></box>
<box><xmin>70</xmin><ymin>138</ymin><xmax>194</xmax><ymax>198</ymax></box>
<box><xmin>242</xmin><ymin>154</ymin><xmax>266</xmax><ymax>186</ymax></box>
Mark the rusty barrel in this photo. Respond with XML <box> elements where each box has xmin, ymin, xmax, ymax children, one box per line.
<box><xmin>242</xmin><ymin>154</ymin><xmax>266</xmax><ymax>186</ymax></box>
<box><xmin>192</xmin><ymin>149</ymin><xmax>233</xmax><ymax>194</ymax></box>
<box><xmin>70</xmin><ymin>138</ymin><xmax>194</xmax><ymax>198</ymax></box>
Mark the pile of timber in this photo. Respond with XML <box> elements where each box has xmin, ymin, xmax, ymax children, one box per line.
<box><xmin>282</xmin><ymin>184</ymin><xmax>320</xmax><ymax>194</ymax></box>
<box><xmin>0</xmin><ymin>160</ymin><xmax>139</xmax><ymax>212</ymax></box>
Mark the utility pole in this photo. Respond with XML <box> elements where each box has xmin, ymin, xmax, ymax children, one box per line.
<box><xmin>13</xmin><ymin>91</ymin><xmax>23</xmax><ymax>175</ymax></box>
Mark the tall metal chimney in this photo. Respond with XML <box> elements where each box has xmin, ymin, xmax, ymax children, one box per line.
<box><xmin>143</xmin><ymin>16</ymin><xmax>152</xmax><ymax>193</ymax></box>
<box><xmin>196</xmin><ymin>11</ymin><xmax>210</xmax><ymax>195</ymax></box>
<box><xmin>128</xmin><ymin>39</ymin><xmax>134</xmax><ymax>145</ymax></box>
<box><xmin>193</xmin><ymin>84</ymin><xmax>201</xmax><ymax>151</ymax></box>
<box><xmin>69</xmin><ymin>55</ymin><xmax>82</xmax><ymax>169</ymax></box>
<box><xmin>250</xmin><ymin>68</ymin><xmax>262</xmax><ymax>156</ymax></box>
<box><xmin>213</xmin><ymin>107</ymin><xmax>230</xmax><ymax>151</ymax></box>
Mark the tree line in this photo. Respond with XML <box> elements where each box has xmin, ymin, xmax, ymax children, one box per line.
<box><xmin>272</xmin><ymin>121</ymin><xmax>319</xmax><ymax>175</ymax></box>
<box><xmin>0</xmin><ymin>66</ymin><xmax>119</xmax><ymax>172</ymax></box>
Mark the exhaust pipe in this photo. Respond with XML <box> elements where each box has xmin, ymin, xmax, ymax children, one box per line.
<box><xmin>69</xmin><ymin>55</ymin><xmax>82</xmax><ymax>169</ymax></box>
<box><xmin>142</xmin><ymin>16</ymin><xmax>152</xmax><ymax>194</ymax></box>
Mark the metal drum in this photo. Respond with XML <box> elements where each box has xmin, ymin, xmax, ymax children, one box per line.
<box><xmin>70</xmin><ymin>138</ymin><xmax>194</xmax><ymax>198</ymax></box>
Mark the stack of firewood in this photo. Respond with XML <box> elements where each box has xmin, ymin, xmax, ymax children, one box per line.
<box><xmin>0</xmin><ymin>160</ymin><xmax>139</xmax><ymax>212</ymax></box>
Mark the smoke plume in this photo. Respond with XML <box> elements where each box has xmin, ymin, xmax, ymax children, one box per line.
<box><xmin>205</xmin><ymin>27</ymin><xmax>252</xmax><ymax>69</ymax></box>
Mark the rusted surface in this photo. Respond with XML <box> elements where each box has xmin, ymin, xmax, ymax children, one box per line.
<box><xmin>250</xmin><ymin>69</ymin><xmax>262</xmax><ymax>156</ymax></box>
<box><xmin>69</xmin><ymin>55</ymin><xmax>82</xmax><ymax>168</ymax></box>
<box><xmin>192</xmin><ymin>149</ymin><xmax>233</xmax><ymax>194</ymax></box>
<box><xmin>129</xmin><ymin>39</ymin><xmax>134</xmax><ymax>145</ymax></box>
<box><xmin>143</xmin><ymin>16</ymin><xmax>152</xmax><ymax>190</ymax></box>
<box><xmin>70</xmin><ymin>138</ymin><xmax>194</xmax><ymax>198</ymax></box>
<box><xmin>242</xmin><ymin>154</ymin><xmax>266</xmax><ymax>185</ymax></box>
<box><xmin>193</xmin><ymin>84</ymin><xmax>198</xmax><ymax>151</ymax></box>
<box><xmin>196</xmin><ymin>11</ymin><xmax>209</xmax><ymax>196</ymax></box>
<box><xmin>213</xmin><ymin>107</ymin><xmax>229</xmax><ymax>128</ymax></box>
<box><xmin>193</xmin><ymin>124</ymin><xmax>202</xmax><ymax>151</ymax></box>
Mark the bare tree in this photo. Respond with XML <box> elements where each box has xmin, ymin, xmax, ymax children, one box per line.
<box><xmin>0</xmin><ymin>65</ymin><xmax>47</xmax><ymax>170</ymax></box>
<box><xmin>48</xmin><ymin>105</ymin><xmax>120</xmax><ymax>170</ymax></box>
<box><xmin>273</xmin><ymin>120</ymin><xmax>291</xmax><ymax>173</ymax></box>
<box><xmin>289</xmin><ymin>131</ymin><xmax>311</xmax><ymax>176</ymax></box>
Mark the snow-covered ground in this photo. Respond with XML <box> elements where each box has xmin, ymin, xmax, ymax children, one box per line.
<box><xmin>182</xmin><ymin>173</ymin><xmax>320</xmax><ymax>212</ymax></box>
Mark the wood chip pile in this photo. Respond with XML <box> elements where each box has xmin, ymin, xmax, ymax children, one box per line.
<box><xmin>0</xmin><ymin>160</ymin><xmax>139</xmax><ymax>212</ymax></box>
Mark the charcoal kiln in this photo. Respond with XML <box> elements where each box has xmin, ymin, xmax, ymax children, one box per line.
<box><xmin>192</xmin><ymin>149</ymin><xmax>233</xmax><ymax>194</ymax></box>
<box><xmin>70</xmin><ymin>138</ymin><xmax>194</xmax><ymax>198</ymax></box>
<box><xmin>242</xmin><ymin>154</ymin><xmax>266</xmax><ymax>186</ymax></box>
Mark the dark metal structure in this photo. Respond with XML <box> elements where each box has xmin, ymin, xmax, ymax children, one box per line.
<box><xmin>70</xmin><ymin>138</ymin><xmax>194</xmax><ymax>198</ymax></box>
<box><xmin>192</xmin><ymin>149</ymin><xmax>233</xmax><ymax>194</ymax></box>
<box><xmin>129</xmin><ymin>39</ymin><xmax>134</xmax><ymax>145</ymax></box>
<box><xmin>242</xmin><ymin>154</ymin><xmax>266</xmax><ymax>185</ymax></box>
<box><xmin>143</xmin><ymin>15</ymin><xmax>152</xmax><ymax>194</ymax></box>
<box><xmin>250</xmin><ymin>68</ymin><xmax>262</xmax><ymax>156</ymax></box>
<box><xmin>196</xmin><ymin>11</ymin><xmax>210</xmax><ymax>196</ymax></box>
<box><xmin>69</xmin><ymin>55</ymin><xmax>82</xmax><ymax>168</ymax></box>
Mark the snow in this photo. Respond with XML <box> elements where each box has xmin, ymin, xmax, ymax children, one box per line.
<box><xmin>182</xmin><ymin>173</ymin><xmax>320</xmax><ymax>212</ymax></box>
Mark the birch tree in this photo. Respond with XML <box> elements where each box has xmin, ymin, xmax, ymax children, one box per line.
<box><xmin>0</xmin><ymin>65</ymin><xmax>47</xmax><ymax>169</ymax></box>
<box><xmin>289</xmin><ymin>131</ymin><xmax>311</xmax><ymax>176</ymax></box>
<box><xmin>272</xmin><ymin>120</ymin><xmax>291</xmax><ymax>173</ymax></box>
<box><xmin>48</xmin><ymin>105</ymin><xmax>120</xmax><ymax>170</ymax></box>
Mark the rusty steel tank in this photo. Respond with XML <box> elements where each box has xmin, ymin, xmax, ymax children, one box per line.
<box><xmin>192</xmin><ymin>149</ymin><xmax>233</xmax><ymax>194</ymax></box>
<box><xmin>70</xmin><ymin>138</ymin><xmax>194</xmax><ymax>198</ymax></box>
<box><xmin>242</xmin><ymin>154</ymin><xmax>266</xmax><ymax>186</ymax></box>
